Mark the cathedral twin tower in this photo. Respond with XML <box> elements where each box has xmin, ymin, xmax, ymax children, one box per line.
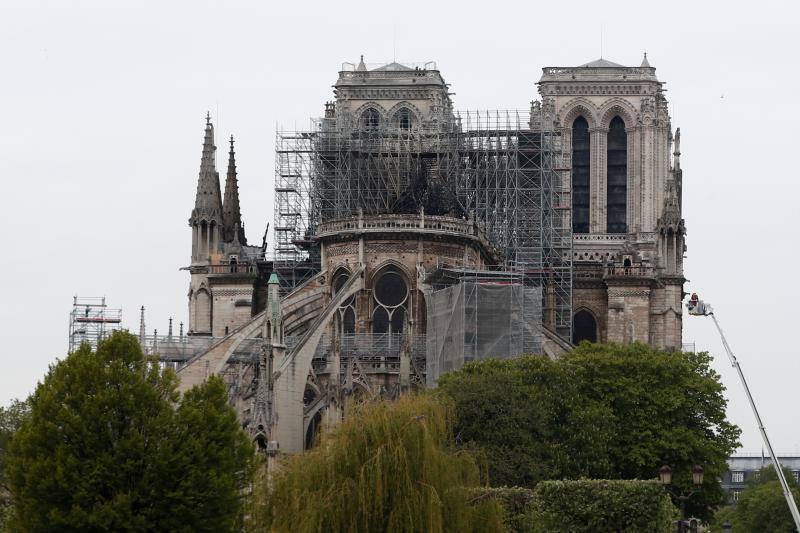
<box><xmin>538</xmin><ymin>55</ymin><xmax>686</xmax><ymax>349</ymax></box>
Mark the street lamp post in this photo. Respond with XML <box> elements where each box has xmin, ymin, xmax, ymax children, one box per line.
<box><xmin>659</xmin><ymin>464</ymin><xmax>704</xmax><ymax>533</ymax></box>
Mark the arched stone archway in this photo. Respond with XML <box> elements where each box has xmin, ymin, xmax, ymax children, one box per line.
<box><xmin>572</xmin><ymin>309</ymin><xmax>598</xmax><ymax>344</ymax></box>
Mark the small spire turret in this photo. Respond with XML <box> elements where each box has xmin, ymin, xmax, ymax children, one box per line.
<box><xmin>190</xmin><ymin>114</ymin><xmax>223</xmax><ymax>223</ymax></box>
<box><xmin>222</xmin><ymin>134</ymin><xmax>246</xmax><ymax>245</ymax></box>
<box><xmin>190</xmin><ymin>114</ymin><xmax>224</xmax><ymax>261</ymax></box>
<box><xmin>640</xmin><ymin>52</ymin><xmax>651</xmax><ymax>68</ymax></box>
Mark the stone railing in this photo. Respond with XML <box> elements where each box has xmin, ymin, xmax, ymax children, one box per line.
<box><xmin>208</xmin><ymin>263</ymin><xmax>257</xmax><ymax>275</ymax></box>
<box><xmin>574</xmin><ymin>234</ymin><xmax>627</xmax><ymax>242</ymax></box>
<box><xmin>605</xmin><ymin>265</ymin><xmax>654</xmax><ymax>278</ymax></box>
<box><xmin>148</xmin><ymin>335</ymin><xmax>262</xmax><ymax>363</ymax></box>
<box><xmin>339</xmin><ymin>64</ymin><xmax>438</xmax><ymax>76</ymax></box>
<box><xmin>316</xmin><ymin>214</ymin><xmax>478</xmax><ymax>239</ymax></box>
<box><xmin>540</xmin><ymin>66</ymin><xmax>657</xmax><ymax>81</ymax></box>
<box><xmin>311</xmin><ymin>333</ymin><xmax>427</xmax><ymax>375</ymax></box>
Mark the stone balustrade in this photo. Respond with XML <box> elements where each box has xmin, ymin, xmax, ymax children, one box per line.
<box><xmin>207</xmin><ymin>263</ymin><xmax>257</xmax><ymax>275</ymax></box>
<box><xmin>605</xmin><ymin>265</ymin><xmax>654</xmax><ymax>278</ymax></box>
<box><xmin>316</xmin><ymin>213</ymin><xmax>477</xmax><ymax>239</ymax></box>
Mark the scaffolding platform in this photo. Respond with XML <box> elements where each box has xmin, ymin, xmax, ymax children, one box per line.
<box><xmin>68</xmin><ymin>296</ymin><xmax>122</xmax><ymax>353</ymax></box>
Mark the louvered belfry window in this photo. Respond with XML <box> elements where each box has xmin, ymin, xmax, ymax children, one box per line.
<box><xmin>607</xmin><ymin>116</ymin><xmax>627</xmax><ymax>234</ymax></box>
<box><xmin>571</xmin><ymin>117</ymin><xmax>590</xmax><ymax>233</ymax></box>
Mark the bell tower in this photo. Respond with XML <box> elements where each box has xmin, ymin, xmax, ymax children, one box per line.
<box><xmin>538</xmin><ymin>54</ymin><xmax>685</xmax><ymax>349</ymax></box>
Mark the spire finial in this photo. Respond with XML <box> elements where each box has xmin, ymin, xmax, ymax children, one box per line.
<box><xmin>191</xmin><ymin>112</ymin><xmax>223</xmax><ymax>232</ymax></box>
<box><xmin>222</xmin><ymin>131</ymin><xmax>245</xmax><ymax>245</ymax></box>
<box><xmin>138</xmin><ymin>306</ymin><xmax>146</xmax><ymax>346</ymax></box>
<box><xmin>640</xmin><ymin>51</ymin><xmax>652</xmax><ymax>68</ymax></box>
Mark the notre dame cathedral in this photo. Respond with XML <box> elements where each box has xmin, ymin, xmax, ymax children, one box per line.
<box><xmin>170</xmin><ymin>54</ymin><xmax>686</xmax><ymax>451</ymax></box>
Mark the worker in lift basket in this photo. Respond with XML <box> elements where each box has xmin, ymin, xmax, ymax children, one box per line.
<box><xmin>686</xmin><ymin>293</ymin><xmax>709</xmax><ymax>315</ymax></box>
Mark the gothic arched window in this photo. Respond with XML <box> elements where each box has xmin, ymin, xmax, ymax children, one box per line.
<box><xmin>393</xmin><ymin>107</ymin><xmax>413</xmax><ymax>129</ymax></box>
<box><xmin>372</xmin><ymin>269</ymin><xmax>408</xmax><ymax>336</ymax></box>
<box><xmin>572</xmin><ymin>310</ymin><xmax>597</xmax><ymax>344</ymax></box>
<box><xmin>360</xmin><ymin>108</ymin><xmax>381</xmax><ymax>130</ymax></box>
<box><xmin>607</xmin><ymin>116</ymin><xmax>628</xmax><ymax>234</ymax></box>
<box><xmin>333</xmin><ymin>270</ymin><xmax>356</xmax><ymax>335</ymax></box>
<box><xmin>572</xmin><ymin>116</ymin><xmax>590</xmax><ymax>233</ymax></box>
<box><xmin>194</xmin><ymin>289</ymin><xmax>211</xmax><ymax>333</ymax></box>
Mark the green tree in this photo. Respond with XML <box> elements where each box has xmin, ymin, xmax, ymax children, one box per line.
<box><xmin>708</xmin><ymin>504</ymin><xmax>736</xmax><ymax>532</ymax></box>
<box><xmin>0</xmin><ymin>397</ymin><xmax>31</xmax><ymax>530</ymax></box>
<box><xmin>565</xmin><ymin>343</ymin><xmax>740</xmax><ymax>520</ymax></box>
<box><xmin>6</xmin><ymin>331</ymin><xmax>253</xmax><ymax>532</ymax></box>
<box><xmin>436</xmin><ymin>356</ymin><xmax>613</xmax><ymax>487</ymax></box>
<box><xmin>156</xmin><ymin>376</ymin><xmax>255</xmax><ymax>532</ymax></box>
<box><xmin>249</xmin><ymin>394</ymin><xmax>505</xmax><ymax>533</ymax></box>
<box><xmin>718</xmin><ymin>466</ymin><xmax>800</xmax><ymax>533</ymax></box>
<box><xmin>437</xmin><ymin>343</ymin><xmax>740</xmax><ymax>521</ymax></box>
<box><xmin>0</xmin><ymin>398</ymin><xmax>31</xmax><ymax>476</ymax></box>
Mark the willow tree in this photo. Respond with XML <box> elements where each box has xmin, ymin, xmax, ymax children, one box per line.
<box><xmin>249</xmin><ymin>394</ymin><xmax>504</xmax><ymax>533</ymax></box>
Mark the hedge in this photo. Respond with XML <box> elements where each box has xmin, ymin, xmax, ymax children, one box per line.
<box><xmin>526</xmin><ymin>479</ymin><xmax>674</xmax><ymax>533</ymax></box>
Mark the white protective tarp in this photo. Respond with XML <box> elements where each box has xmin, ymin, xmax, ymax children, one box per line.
<box><xmin>426</xmin><ymin>281</ymin><xmax>541</xmax><ymax>386</ymax></box>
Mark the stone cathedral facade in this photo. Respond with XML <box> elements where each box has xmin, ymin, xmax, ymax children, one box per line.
<box><xmin>540</xmin><ymin>56</ymin><xmax>685</xmax><ymax>348</ymax></box>
<box><xmin>182</xmin><ymin>53</ymin><xmax>685</xmax><ymax>367</ymax></box>
<box><xmin>174</xmin><ymin>54</ymin><xmax>687</xmax><ymax>451</ymax></box>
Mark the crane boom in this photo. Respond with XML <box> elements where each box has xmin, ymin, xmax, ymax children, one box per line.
<box><xmin>694</xmin><ymin>302</ymin><xmax>800</xmax><ymax>529</ymax></box>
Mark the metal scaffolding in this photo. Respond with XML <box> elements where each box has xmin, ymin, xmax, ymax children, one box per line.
<box><xmin>68</xmin><ymin>296</ymin><xmax>122</xmax><ymax>353</ymax></box>
<box><xmin>274</xmin><ymin>130</ymin><xmax>314</xmax><ymax>262</ymax></box>
<box><xmin>274</xmin><ymin>105</ymin><xmax>572</xmax><ymax>340</ymax></box>
<box><xmin>456</xmin><ymin>110</ymin><xmax>572</xmax><ymax>338</ymax></box>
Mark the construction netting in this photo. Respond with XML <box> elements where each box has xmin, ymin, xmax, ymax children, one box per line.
<box><xmin>425</xmin><ymin>281</ymin><xmax>542</xmax><ymax>386</ymax></box>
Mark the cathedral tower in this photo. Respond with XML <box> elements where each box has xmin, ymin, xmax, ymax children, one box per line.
<box><xmin>538</xmin><ymin>54</ymin><xmax>685</xmax><ymax>349</ymax></box>
<box><xmin>187</xmin><ymin>115</ymin><xmax>259</xmax><ymax>337</ymax></box>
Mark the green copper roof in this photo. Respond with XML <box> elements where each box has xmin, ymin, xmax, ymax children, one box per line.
<box><xmin>268</xmin><ymin>273</ymin><xmax>279</xmax><ymax>284</ymax></box>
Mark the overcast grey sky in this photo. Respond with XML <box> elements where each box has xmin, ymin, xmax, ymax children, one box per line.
<box><xmin>1</xmin><ymin>0</ymin><xmax>797</xmax><ymax>453</ymax></box>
